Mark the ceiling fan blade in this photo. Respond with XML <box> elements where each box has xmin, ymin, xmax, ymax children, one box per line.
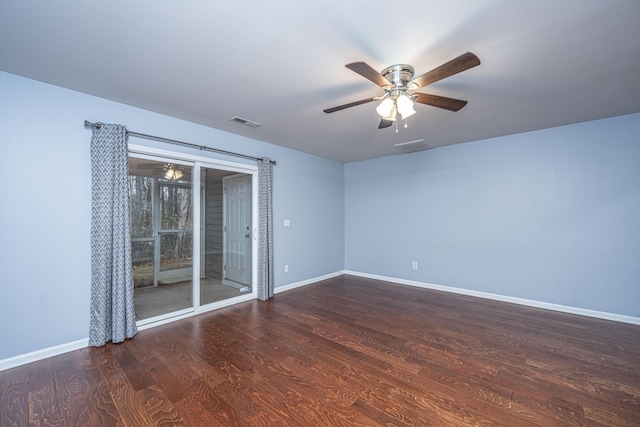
<box><xmin>378</xmin><ymin>119</ymin><xmax>394</xmax><ymax>129</ymax></box>
<box><xmin>414</xmin><ymin>93</ymin><xmax>468</xmax><ymax>111</ymax></box>
<box><xmin>323</xmin><ymin>97</ymin><xmax>375</xmax><ymax>113</ymax></box>
<box><xmin>410</xmin><ymin>52</ymin><xmax>480</xmax><ymax>88</ymax></box>
<box><xmin>345</xmin><ymin>62</ymin><xmax>391</xmax><ymax>87</ymax></box>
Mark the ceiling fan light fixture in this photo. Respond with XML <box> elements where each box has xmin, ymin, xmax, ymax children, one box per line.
<box><xmin>376</xmin><ymin>98</ymin><xmax>395</xmax><ymax>117</ymax></box>
<box><xmin>379</xmin><ymin>104</ymin><xmax>397</xmax><ymax>122</ymax></box>
<box><xmin>396</xmin><ymin>93</ymin><xmax>416</xmax><ymax>120</ymax></box>
<box><xmin>164</xmin><ymin>163</ymin><xmax>183</xmax><ymax>180</ymax></box>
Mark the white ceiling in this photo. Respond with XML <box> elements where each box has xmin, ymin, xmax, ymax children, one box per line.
<box><xmin>2</xmin><ymin>0</ymin><xmax>639</xmax><ymax>163</ymax></box>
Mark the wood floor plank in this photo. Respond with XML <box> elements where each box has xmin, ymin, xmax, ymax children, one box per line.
<box><xmin>2</xmin><ymin>275</ymin><xmax>640</xmax><ymax>425</ymax></box>
<box><xmin>122</xmin><ymin>338</ymin><xmax>189</xmax><ymax>404</ymax></box>
<box><xmin>351</xmin><ymin>397</ymin><xmax>415</xmax><ymax>426</ymax></box>
<box><xmin>83</xmin><ymin>375</ymin><xmax>123</xmax><ymax>427</ymax></box>
<box><xmin>158</xmin><ymin>346</ymin><xmax>248</xmax><ymax>425</ymax></box>
<box><xmin>25</xmin><ymin>359</ymin><xmax>65</xmax><ymax>427</ymax></box>
<box><xmin>172</xmin><ymin>395</ymin><xmax>225</xmax><ymax>427</ymax></box>
<box><xmin>50</xmin><ymin>350</ymin><xmax>93</xmax><ymax>426</ymax></box>
<box><xmin>137</xmin><ymin>385</ymin><xmax>185</xmax><ymax>425</ymax></box>
<box><xmin>0</xmin><ymin>367</ymin><xmax>30</xmax><ymax>427</ymax></box>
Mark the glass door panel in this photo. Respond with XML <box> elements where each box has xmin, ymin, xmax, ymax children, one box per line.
<box><xmin>159</xmin><ymin>231</ymin><xmax>193</xmax><ymax>278</ymax></box>
<box><xmin>129</xmin><ymin>171</ymin><xmax>155</xmax><ymax>289</ymax></box>
<box><xmin>200</xmin><ymin>167</ymin><xmax>251</xmax><ymax>305</ymax></box>
<box><xmin>223</xmin><ymin>174</ymin><xmax>252</xmax><ymax>288</ymax></box>
<box><xmin>128</xmin><ymin>156</ymin><xmax>194</xmax><ymax>321</ymax></box>
<box><xmin>157</xmin><ymin>181</ymin><xmax>193</xmax><ymax>285</ymax></box>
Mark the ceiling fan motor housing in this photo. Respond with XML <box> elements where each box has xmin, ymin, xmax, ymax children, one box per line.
<box><xmin>381</xmin><ymin>64</ymin><xmax>415</xmax><ymax>88</ymax></box>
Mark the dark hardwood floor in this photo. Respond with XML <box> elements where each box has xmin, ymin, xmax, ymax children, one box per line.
<box><xmin>2</xmin><ymin>275</ymin><xmax>640</xmax><ymax>426</ymax></box>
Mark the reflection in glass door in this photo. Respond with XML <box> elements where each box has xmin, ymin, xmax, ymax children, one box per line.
<box><xmin>157</xmin><ymin>181</ymin><xmax>193</xmax><ymax>284</ymax></box>
<box><xmin>128</xmin><ymin>157</ymin><xmax>194</xmax><ymax>321</ymax></box>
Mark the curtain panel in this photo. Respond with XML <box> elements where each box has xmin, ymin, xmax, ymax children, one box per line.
<box><xmin>89</xmin><ymin>123</ymin><xmax>137</xmax><ymax>346</ymax></box>
<box><xmin>257</xmin><ymin>158</ymin><xmax>274</xmax><ymax>301</ymax></box>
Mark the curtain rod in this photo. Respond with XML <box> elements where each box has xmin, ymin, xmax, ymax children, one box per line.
<box><xmin>84</xmin><ymin>120</ymin><xmax>276</xmax><ymax>165</ymax></box>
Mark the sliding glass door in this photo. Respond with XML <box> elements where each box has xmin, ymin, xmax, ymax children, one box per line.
<box><xmin>128</xmin><ymin>151</ymin><xmax>257</xmax><ymax>323</ymax></box>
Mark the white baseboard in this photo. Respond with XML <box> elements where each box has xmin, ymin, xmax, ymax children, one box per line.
<box><xmin>274</xmin><ymin>270</ymin><xmax>345</xmax><ymax>294</ymax></box>
<box><xmin>344</xmin><ymin>270</ymin><xmax>640</xmax><ymax>326</ymax></box>
<box><xmin>0</xmin><ymin>338</ymin><xmax>89</xmax><ymax>372</ymax></box>
<box><xmin>0</xmin><ymin>272</ymin><xmax>343</xmax><ymax>372</ymax></box>
<box><xmin>4</xmin><ymin>270</ymin><xmax>637</xmax><ymax>372</ymax></box>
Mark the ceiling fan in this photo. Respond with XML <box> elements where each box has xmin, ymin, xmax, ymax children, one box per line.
<box><xmin>129</xmin><ymin>160</ymin><xmax>187</xmax><ymax>180</ymax></box>
<box><xmin>324</xmin><ymin>52</ymin><xmax>480</xmax><ymax>131</ymax></box>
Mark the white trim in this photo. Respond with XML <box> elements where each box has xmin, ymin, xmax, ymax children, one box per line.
<box><xmin>274</xmin><ymin>271</ymin><xmax>345</xmax><ymax>294</ymax></box>
<box><xmin>198</xmin><ymin>293</ymin><xmax>256</xmax><ymax>313</ymax></box>
<box><xmin>0</xmin><ymin>292</ymin><xmax>258</xmax><ymax>371</ymax></box>
<box><xmin>344</xmin><ymin>270</ymin><xmax>640</xmax><ymax>326</ymax></box>
<box><xmin>5</xmin><ymin>270</ymin><xmax>638</xmax><ymax>371</ymax></box>
<box><xmin>135</xmin><ymin>292</ymin><xmax>256</xmax><ymax>331</ymax></box>
<box><xmin>0</xmin><ymin>339</ymin><xmax>89</xmax><ymax>371</ymax></box>
<box><xmin>192</xmin><ymin>161</ymin><xmax>202</xmax><ymax>310</ymax></box>
<box><xmin>136</xmin><ymin>307</ymin><xmax>195</xmax><ymax>329</ymax></box>
<box><xmin>128</xmin><ymin>144</ymin><xmax>258</xmax><ymax>174</ymax></box>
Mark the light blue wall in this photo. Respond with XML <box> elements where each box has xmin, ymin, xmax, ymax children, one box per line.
<box><xmin>0</xmin><ymin>71</ymin><xmax>344</xmax><ymax>360</ymax></box>
<box><xmin>345</xmin><ymin>113</ymin><xmax>640</xmax><ymax>317</ymax></box>
<box><xmin>2</xmin><ymin>68</ymin><xmax>638</xmax><ymax>362</ymax></box>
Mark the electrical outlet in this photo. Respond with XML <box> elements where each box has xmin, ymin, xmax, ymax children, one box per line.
<box><xmin>284</xmin><ymin>264</ymin><xmax>289</xmax><ymax>273</ymax></box>
<box><xmin>412</xmin><ymin>261</ymin><xmax>418</xmax><ymax>270</ymax></box>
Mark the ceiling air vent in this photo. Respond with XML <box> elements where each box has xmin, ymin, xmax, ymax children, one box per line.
<box><xmin>231</xmin><ymin>116</ymin><xmax>261</xmax><ymax>128</ymax></box>
<box><xmin>394</xmin><ymin>139</ymin><xmax>434</xmax><ymax>153</ymax></box>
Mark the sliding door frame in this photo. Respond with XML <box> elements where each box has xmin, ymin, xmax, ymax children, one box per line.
<box><xmin>129</xmin><ymin>144</ymin><xmax>259</xmax><ymax>329</ymax></box>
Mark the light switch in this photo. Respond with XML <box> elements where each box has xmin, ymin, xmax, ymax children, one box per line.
<box><xmin>284</xmin><ymin>219</ymin><xmax>290</xmax><ymax>227</ymax></box>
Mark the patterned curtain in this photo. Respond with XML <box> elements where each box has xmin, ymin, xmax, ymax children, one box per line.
<box><xmin>257</xmin><ymin>158</ymin><xmax>274</xmax><ymax>301</ymax></box>
<box><xmin>89</xmin><ymin>123</ymin><xmax>137</xmax><ymax>346</ymax></box>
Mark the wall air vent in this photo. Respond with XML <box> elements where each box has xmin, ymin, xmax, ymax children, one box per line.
<box><xmin>230</xmin><ymin>116</ymin><xmax>261</xmax><ymax>128</ymax></box>
<box><xmin>394</xmin><ymin>139</ymin><xmax>434</xmax><ymax>153</ymax></box>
